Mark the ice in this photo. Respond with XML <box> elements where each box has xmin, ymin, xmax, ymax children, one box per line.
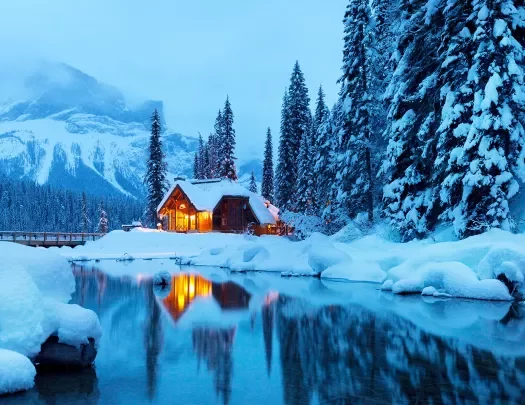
<box><xmin>0</xmin><ymin>349</ymin><xmax>36</xmax><ymax>395</ymax></box>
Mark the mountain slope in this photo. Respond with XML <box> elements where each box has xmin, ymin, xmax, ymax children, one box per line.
<box><xmin>0</xmin><ymin>62</ymin><xmax>197</xmax><ymax>197</ymax></box>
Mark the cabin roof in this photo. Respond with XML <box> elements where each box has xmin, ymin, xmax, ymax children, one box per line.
<box><xmin>157</xmin><ymin>178</ymin><xmax>279</xmax><ymax>225</ymax></box>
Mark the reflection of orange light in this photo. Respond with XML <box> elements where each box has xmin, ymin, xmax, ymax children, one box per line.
<box><xmin>163</xmin><ymin>274</ymin><xmax>213</xmax><ymax>321</ymax></box>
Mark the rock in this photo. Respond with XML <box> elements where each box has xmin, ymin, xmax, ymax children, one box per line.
<box><xmin>33</xmin><ymin>336</ymin><xmax>97</xmax><ymax>369</ymax></box>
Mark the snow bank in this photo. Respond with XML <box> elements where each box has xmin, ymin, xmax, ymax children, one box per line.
<box><xmin>0</xmin><ymin>243</ymin><xmax>102</xmax><ymax>395</ymax></box>
<box><xmin>64</xmin><ymin>228</ymin><xmax>525</xmax><ymax>301</ymax></box>
<box><xmin>0</xmin><ymin>349</ymin><xmax>36</xmax><ymax>395</ymax></box>
<box><xmin>391</xmin><ymin>262</ymin><xmax>512</xmax><ymax>300</ymax></box>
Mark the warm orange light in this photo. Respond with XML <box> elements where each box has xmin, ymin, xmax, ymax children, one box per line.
<box><xmin>163</xmin><ymin>274</ymin><xmax>213</xmax><ymax>320</ymax></box>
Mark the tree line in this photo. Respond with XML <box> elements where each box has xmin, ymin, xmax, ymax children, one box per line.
<box><xmin>145</xmin><ymin>0</ymin><xmax>525</xmax><ymax>241</ymax></box>
<box><xmin>0</xmin><ymin>176</ymin><xmax>144</xmax><ymax>233</ymax></box>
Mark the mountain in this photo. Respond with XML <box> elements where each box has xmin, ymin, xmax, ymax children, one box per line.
<box><xmin>0</xmin><ymin>62</ymin><xmax>197</xmax><ymax>197</ymax></box>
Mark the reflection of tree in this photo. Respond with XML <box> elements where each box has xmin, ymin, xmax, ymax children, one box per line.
<box><xmin>144</xmin><ymin>280</ymin><xmax>162</xmax><ymax>400</ymax></box>
<box><xmin>262</xmin><ymin>303</ymin><xmax>274</xmax><ymax>376</ymax></box>
<box><xmin>192</xmin><ymin>327</ymin><xmax>235</xmax><ymax>405</ymax></box>
<box><xmin>276</xmin><ymin>296</ymin><xmax>525</xmax><ymax>405</ymax></box>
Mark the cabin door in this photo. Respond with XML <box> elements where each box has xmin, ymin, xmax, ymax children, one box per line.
<box><xmin>176</xmin><ymin>210</ymin><xmax>188</xmax><ymax>232</ymax></box>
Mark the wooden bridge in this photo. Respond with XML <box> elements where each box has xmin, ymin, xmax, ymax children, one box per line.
<box><xmin>0</xmin><ymin>232</ymin><xmax>106</xmax><ymax>248</ymax></box>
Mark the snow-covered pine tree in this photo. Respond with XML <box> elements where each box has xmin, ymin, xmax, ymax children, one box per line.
<box><xmin>144</xmin><ymin>109</ymin><xmax>169</xmax><ymax>227</ymax></box>
<box><xmin>381</xmin><ymin>0</ymin><xmax>443</xmax><ymax>241</ymax></box>
<box><xmin>197</xmin><ymin>133</ymin><xmax>206</xmax><ymax>179</ymax></box>
<box><xmin>249</xmin><ymin>171</ymin><xmax>258</xmax><ymax>194</ymax></box>
<box><xmin>262</xmin><ymin>127</ymin><xmax>275</xmax><ymax>202</ymax></box>
<box><xmin>207</xmin><ymin>133</ymin><xmax>218</xmax><ymax>178</ymax></box>
<box><xmin>432</xmin><ymin>1</ymin><xmax>475</xmax><ymax>233</ymax></box>
<box><xmin>334</xmin><ymin>0</ymin><xmax>375</xmax><ymax>223</ymax></box>
<box><xmin>219</xmin><ymin>98</ymin><xmax>237</xmax><ymax>180</ymax></box>
<box><xmin>193</xmin><ymin>153</ymin><xmax>199</xmax><ymax>179</ymax></box>
<box><xmin>81</xmin><ymin>191</ymin><xmax>89</xmax><ymax>233</ymax></box>
<box><xmin>203</xmin><ymin>139</ymin><xmax>211</xmax><ymax>179</ymax></box>
<box><xmin>275</xmin><ymin>62</ymin><xmax>311</xmax><ymax>211</ymax></box>
<box><xmin>313</xmin><ymin>85</ymin><xmax>329</xmax><ymax>142</ymax></box>
<box><xmin>314</xmin><ymin>107</ymin><xmax>335</xmax><ymax>216</ymax></box>
<box><xmin>97</xmin><ymin>202</ymin><xmax>109</xmax><ymax>233</ymax></box>
<box><xmin>275</xmin><ymin>89</ymin><xmax>293</xmax><ymax>209</ymax></box>
<box><xmin>295</xmin><ymin>127</ymin><xmax>315</xmax><ymax>215</ymax></box>
<box><xmin>452</xmin><ymin>0</ymin><xmax>525</xmax><ymax>237</ymax></box>
<box><xmin>214</xmin><ymin>110</ymin><xmax>225</xmax><ymax>176</ymax></box>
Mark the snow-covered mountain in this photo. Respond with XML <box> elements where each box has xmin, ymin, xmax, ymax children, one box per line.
<box><xmin>0</xmin><ymin>62</ymin><xmax>197</xmax><ymax>197</ymax></box>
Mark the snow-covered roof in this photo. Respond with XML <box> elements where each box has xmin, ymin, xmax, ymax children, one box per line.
<box><xmin>157</xmin><ymin>178</ymin><xmax>278</xmax><ymax>225</ymax></box>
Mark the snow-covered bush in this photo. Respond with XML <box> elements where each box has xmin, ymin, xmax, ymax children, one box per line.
<box><xmin>281</xmin><ymin>210</ymin><xmax>326</xmax><ymax>240</ymax></box>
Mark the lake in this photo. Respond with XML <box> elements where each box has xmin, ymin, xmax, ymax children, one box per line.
<box><xmin>8</xmin><ymin>261</ymin><xmax>525</xmax><ymax>404</ymax></box>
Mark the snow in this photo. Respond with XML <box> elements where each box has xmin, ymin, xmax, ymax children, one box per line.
<box><xmin>63</xmin><ymin>227</ymin><xmax>524</xmax><ymax>301</ymax></box>
<box><xmin>157</xmin><ymin>178</ymin><xmax>278</xmax><ymax>225</ymax></box>
<box><xmin>0</xmin><ymin>243</ymin><xmax>102</xmax><ymax>395</ymax></box>
<box><xmin>0</xmin><ymin>349</ymin><xmax>36</xmax><ymax>395</ymax></box>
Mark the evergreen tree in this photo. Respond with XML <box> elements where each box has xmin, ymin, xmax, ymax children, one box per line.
<box><xmin>262</xmin><ymin>128</ymin><xmax>275</xmax><ymax>202</ymax></box>
<box><xmin>207</xmin><ymin>133</ymin><xmax>218</xmax><ymax>178</ymax></box>
<box><xmin>275</xmin><ymin>89</ymin><xmax>293</xmax><ymax>209</ymax></box>
<box><xmin>81</xmin><ymin>191</ymin><xmax>89</xmax><ymax>233</ymax></box>
<box><xmin>193</xmin><ymin>153</ymin><xmax>199</xmax><ymax>179</ymax></box>
<box><xmin>214</xmin><ymin>110</ymin><xmax>224</xmax><ymax>175</ymax></box>
<box><xmin>452</xmin><ymin>0</ymin><xmax>525</xmax><ymax>237</ymax></box>
<box><xmin>313</xmin><ymin>85</ymin><xmax>328</xmax><ymax>141</ymax></box>
<box><xmin>249</xmin><ymin>171</ymin><xmax>258</xmax><ymax>194</ymax></box>
<box><xmin>380</xmin><ymin>0</ymin><xmax>442</xmax><ymax>240</ymax></box>
<box><xmin>295</xmin><ymin>128</ymin><xmax>315</xmax><ymax>215</ymax></box>
<box><xmin>198</xmin><ymin>133</ymin><xmax>206</xmax><ymax>179</ymax></box>
<box><xmin>203</xmin><ymin>140</ymin><xmax>211</xmax><ymax>179</ymax></box>
<box><xmin>275</xmin><ymin>62</ymin><xmax>311</xmax><ymax>210</ymax></box>
<box><xmin>219</xmin><ymin>97</ymin><xmax>237</xmax><ymax>180</ymax></box>
<box><xmin>97</xmin><ymin>202</ymin><xmax>109</xmax><ymax>233</ymax></box>
<box><xmin>334</xmin><ymin>0</ymin><xmax>375</xmax><ymax>223</ymax></box>
<box><xmin>144</xmin><ymin>109</ymin><xmax>169</xmax><ymax>227</ymax></box>
<box><xmin>314</xmin><ymin>108</ymin><xmax>335</xmax><ymax>216</ymax></box>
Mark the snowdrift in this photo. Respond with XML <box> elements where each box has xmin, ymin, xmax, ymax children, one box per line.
<box><xmin>64</xmin><ymin>228</ymin><xmax>524</xmax><ymax>301</ymax></box>
<box><xmin>0</xmin><ymin>243</ymin><xmax>102</xmax><ymax>395</ymax></box>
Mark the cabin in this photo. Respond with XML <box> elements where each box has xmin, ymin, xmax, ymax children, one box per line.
<box><xmin>157</xmin><ymin>178</ymin><xmax>280</xmax><ymax>235</ymax></box>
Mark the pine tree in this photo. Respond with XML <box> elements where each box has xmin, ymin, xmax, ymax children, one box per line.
<box><xmin>295</xmin><ymin>129</ymin><xmax>315</xmax><ymax>215</ymax></box>
<box><xmin>214</xmin><ymin>110</ymin><xmax>224</xmax><ymax>175</ymax></box>
<box><xmin>381</xmin><ymin>0</ymin><xmax>442</xmax><ymax>240</ymax></box>
<box><xmin>207</xmin><ymin>133</ymin><xmax>218</xmax><ymax>178</ymax></box>
<box><xmin>144</xmin><ymin>109</ymin><xmax>169</xmax><ymax>227</ymax></box>
<box><xmin>249</xmin><ymin>171</ymin><xmax>258</xmax><ymax>194</ymax></box>
<box><xmin>193</xmin><ymin>153</ymin><xmax>199</xmax><ymax>179</ymax></box>
<box><xmin>220</xmin><ymin>97</ymin><xmax>237</xmax><ymax>180</ymax></box>
<box><xmin>275</xmin><ymin>89</ymin><xmax>293</xmax><ymax>209</ymax></box>
<box><xmin>261</xmin><ymin>128</ymin><xmax>275</xmax><ymax>202</ymax></box>
<box><xmin>97</xmin><ymin>201</ymin><xmax>109</xmax><ymax>233</ymax></box>
<box><xmin>81</xmin><ymin>191</ymin><xmax>89</xmax><ymax>233</ymax></box>
<box><xmin>313</xmin><ymin>85</ymin><xmax>328</xmax><ymax>141</ymax></box>
<box><xmin>275</xmin><ymin>62</ymin><xmax>311</xmax><ymax>210</ymax></box>
<box><xmin>203</xmin><ymin>140</ymin><xmax>211</xmax><ymax>179</ymax></box>
<box><xmin>452</xmin><ymin>0</ymin><xmax>525</xmax><ymax>237</ymax></box>
<box><xmin>314</xmin><ymin>107</ymin><xmax>335</xmax><ymax>216</ymax></box>
<box><xmin>334</xmin><ymin>0</ymin><xmax>375</xmax><ymax>223</ymax></box>
<box><xmin>198</xmin><ymin>133</ymin><xmax>206</xmax><ymax>179</ymax></box>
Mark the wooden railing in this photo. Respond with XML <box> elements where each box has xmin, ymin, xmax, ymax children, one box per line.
<box><xmin>0</xmin><ymin>232</ymin><xmax>106</xmax><ymax>247</ymax></box>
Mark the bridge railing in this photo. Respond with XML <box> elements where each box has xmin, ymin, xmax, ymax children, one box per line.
<box><xmin>0</xmin><ymin>231</ymin><xmax>106</xmax><ymax>244</ymax></box>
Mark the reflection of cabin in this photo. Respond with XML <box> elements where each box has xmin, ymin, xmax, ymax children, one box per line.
<box><xmin>161</xmin><ymin>273</ymin><xmax>252</xmax><ymax>323</ymax></box>
<box><xmin>157</xmin><ymin>178</ymin><xmax>279</xmax><ymax>235</ymax></box>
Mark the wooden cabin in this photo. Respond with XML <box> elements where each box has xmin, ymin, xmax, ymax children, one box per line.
<box><xmin>157</xmin><ymin>178</ymin><xmax>279</xmax><ymax>235</ymax></box>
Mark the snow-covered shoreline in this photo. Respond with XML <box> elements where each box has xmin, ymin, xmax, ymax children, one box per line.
<box><xmin>63</xmin><ymin>227</ymin><xmax>524</xmax><ymax>302</ymax></box>
<box><xmin>0</xmin><ymin>244</ymin><xmax>102</xmax><ymax>396</ymax></box>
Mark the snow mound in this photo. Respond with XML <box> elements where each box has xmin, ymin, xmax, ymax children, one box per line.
<box><xmin>322</xmin><ymin>261</ymin><xmax>387</xmax><ymax>283</ymax></box>
<box><xmin>153</xmin><ymin>271</ymin><xmax>172</xmax><ymax>286</ymax></box>
<box><xmin>307</xmin><ymin>242</ymin><xmax>350</xmax><ymax>274</ymax></box>
<box><xmin>391</xmin><ymin>262</ymin><xmax>512</xmax><ymax>301</ymax></box>
<box><xmin>381</xmin><ymin>279</ymin><xmax>394</xmax><ymax>291</ymax></box>
<box><xmin>0</xmin><ymin>349</ymin><xmax>36</xmax><ymax>395</ymax></box>
<box><xmin>44</xmin><ymin>303</ymin><xmax>102</xmax><ymax>348</ymax></box>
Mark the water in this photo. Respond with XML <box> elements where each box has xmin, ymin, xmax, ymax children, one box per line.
<box><xmin>8</xmin><ymin>262</ymin><xmax>525</xmax><ymax>404</ymax></box>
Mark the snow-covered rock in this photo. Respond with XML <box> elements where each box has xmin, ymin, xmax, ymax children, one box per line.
<box><xmin>153</xmin><ymin>271</ymin><xmax>172</xmax><ymax>286</ymax></box>
<box><xmin>0</xmin><ymin>349</ymin><xmax>36</xmax><ymax>395</ymax></box>
<box><xmin>0</xmin><ymin>243</ymin><xmax>102</xmax><ymax>394</ymax></box>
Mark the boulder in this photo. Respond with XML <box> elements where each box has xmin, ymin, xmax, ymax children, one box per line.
<box><xmin>33</xmin><ymin>336</ymin><xmax>97</xmax><ymax>369</ymax></box>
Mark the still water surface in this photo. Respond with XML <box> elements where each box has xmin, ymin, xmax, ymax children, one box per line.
<box><xmin>8</xmin><ymin>262</ymin><xmax>525</xmax><ymax>404</ymax></box>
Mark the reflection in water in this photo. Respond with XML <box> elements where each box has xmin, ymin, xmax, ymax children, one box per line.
<box><xmin>53</xmin><ymin>265</ymin><xmax>525</xmax><ymax>404</ymax></box>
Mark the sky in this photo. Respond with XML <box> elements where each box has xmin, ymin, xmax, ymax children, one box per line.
<box><xmin>0</xmin><ymin>0</ymin><xmax>347</xmax><ymax>161</ymax></box>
